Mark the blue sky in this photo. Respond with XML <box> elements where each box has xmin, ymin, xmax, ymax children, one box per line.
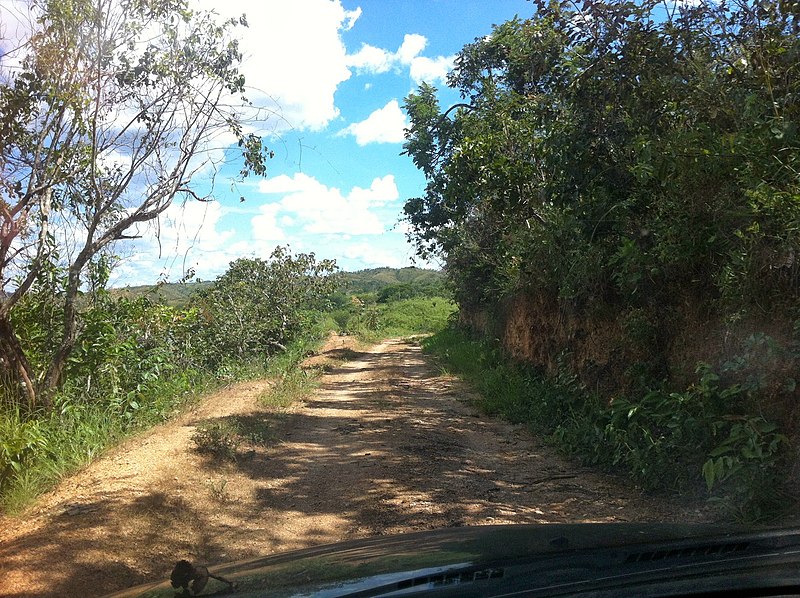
<box><xmin>113</xmin><ymin>0</ymin><xmax>534</xmax><ymax>285</ymax></box>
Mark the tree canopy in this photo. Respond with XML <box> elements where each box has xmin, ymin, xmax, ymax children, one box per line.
<box><xmin>403</xmin><ymin>0</ymin><xmax>799</xmax><ymax>313</ymax></box>
<box><xmin>190</xmin><ymin>247</ymin><xmax>338</xmax><ymax>370</ymax></box>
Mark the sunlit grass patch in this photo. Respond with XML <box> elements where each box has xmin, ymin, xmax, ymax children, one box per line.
<box><xmin>260</xmin><ymin>367</ymin><xmax>321</xmax><ymax>409</ymax></box>
<box><xmin>334</xmin><ymin>296</ymin><xmax>456</xmax><ymax>341</ymax></box>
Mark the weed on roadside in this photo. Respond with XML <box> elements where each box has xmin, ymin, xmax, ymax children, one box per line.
<box><xmin>206</xmin><ymin>478</ymin><xmax>230</xmax><ymax>503</ymax></box>
<box><xmin>192</xmin><ymin>421</ymin><xmax>240</xmax><ymax>461</ymax></box>
<box><xmin>422</xmin><ymin>325</ymin><xmax>790</xmax><ymax>522</ymax></box>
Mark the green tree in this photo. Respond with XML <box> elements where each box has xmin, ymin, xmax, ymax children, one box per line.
<box><xmin>0</xmin><ymin>0</ymin><xmax>271</xmax><ymax>405</ymax></box>
<box><xmin>191</xmin><ymin>247</ymin><xmax>338</xmax><ymax>369</ymax></box>
<box><xmin>403</xmin><ymin>0</ymin><xmax>800</xmax><ymax>313</ymax></box>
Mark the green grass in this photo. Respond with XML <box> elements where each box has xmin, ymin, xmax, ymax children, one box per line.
<box><xmin>0</xmin><ymin>375</ymin><xmax>213</xmax><ymax>514</ymax></box>
<box><xmin>1</xmin><ymin>401</ymin><xmax>130</xmax><ymax>512</ymax></box>
<box><xmin>0</xmin><ymin>317</ymin><xmax>336</xmax><ymax>514</ymax></box>
<box><xmin>333</xmin><ymin>296</ymin><xmax>456</xmax><ymax>342</ymax></box>
<box><xmin>261</xmin><ymin>367</ymin><xmax>322</xmax><ymax>408</ymax></box>
<box><xmin>258</xmin><ymin>318</ymin><xmax>333</xmax><ymax>408</ymax></box>
<box><xmin>422</xmin><ymin>326</ymin><xmax>556</xmax><ymax>424</ymax></box>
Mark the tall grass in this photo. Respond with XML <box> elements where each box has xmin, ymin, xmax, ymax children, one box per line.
<box><xmin>0</xmin><ymin>314</ymin><xmax>336</xmax><ymax>514</ymax></box>
<box><xmin>0</xmin><ymin>372</ymin><xmax>214</xmax><ymax>513</ymax></box>
<box><xmin>258</xmin><ymin>316</ymin><xmax>334</xmax><ymax>408</ymax></box>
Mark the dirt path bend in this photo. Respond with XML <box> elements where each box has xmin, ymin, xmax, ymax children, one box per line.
<box><xmin>0</xmin><ymin>335</ymin><xmax>711</xmax><ymax>597</ymax></box>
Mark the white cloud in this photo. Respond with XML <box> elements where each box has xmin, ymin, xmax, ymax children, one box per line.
<box><xmin>114</xmin><ymin>200</ymin><xmax>243</xmax><ymax>285</ymax></box>
<box><xmin>258</xmin><ymin>172</ymin><xmax>399</xmax><ymax>235</ymax></box>
<box><xmin>397</xmin><ymin>34</ymin><xmax>427</xmax><ymax>64</ymax></box>
<box><xmin>342</xmin><ymin>242</ymin><xmax>408</xmax><ymax>268</ymax></box>
<box><xmin>346</xmin><ymin>32</ymin><xmax>454</xmax><ymax>85</ymax></box>
<box><xmin>347</xmin><ymin>43</ymin><xmax>393</xmax><ymax>73</ymax></box>
<box><xmin>197</xmin><ymin>0</ymin><xmax>360</xmax><ymax>131</ymax></box>
<box><xmin>340</xmin><ymin>100</ymin><xmax>409</xmax><ymax>145</ymax></box>
<box><xmin>111</xmin><ymin>171</ymin><xmax>419</xmax><ymax>284</ymax></box>
<box><xmin>251</xmin><ymin>203</ymin><xmax>287</xmax><ymax>244</ymax></box>
<box><xmin>342</xmin><ymin>6</ymin><xmax>362</xmax><ymax>30</ymax></box>
<box><xmin>409</xmin><ymin>55</ymin><xmax>455</xmax><ymax>86</ymax></box>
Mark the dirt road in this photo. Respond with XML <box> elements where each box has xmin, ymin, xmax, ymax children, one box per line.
<box><xmin>0</xmin><ymin>335</ymin><xmax>711</xmax><ymax>597</ymax></box>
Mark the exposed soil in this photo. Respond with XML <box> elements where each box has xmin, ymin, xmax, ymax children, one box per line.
<box><xmin>0</xmin><ymin>335</ymin><xmax>713</xmax><ymax>597</ymax></box>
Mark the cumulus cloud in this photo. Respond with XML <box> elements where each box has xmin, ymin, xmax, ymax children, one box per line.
<box><xmin>339</xmin><ymin>100</ymin><xmax>409</xmax><ymax>145</ymax></box>
<box><xmin>251</xmin><ymin>203</ymin><xmax>287</xmax><ymax>244</ymax></box>
<box><xmin>346</xmin><ymin>33</ymin><xmax>455</xmax><ymax>85</ymax></box>
<box><xmin>397</xmin><ymin>34</ymin><xmax>428</xmax><ymax>64</ymax></box>
<box><xmin>113</xmin><ymin>172</ymin><xmax>409</xmax><ymax>284</ymax></box>
<box><xmin>409</xmin><ymin>55</ymin><xmax>454</xmax><ymax>86</ymax></box>
<box><xmin>342</xmin><ymin>242</ymin><xmax>409</xmax><ymax>268</ymax></box>
<box><xmin>347</xmin><ymin>43</ymin><xmax>393</xmax><ymax>73</ymax></box>
<box><xmin>258</xmin><ymin>172</ymin><xmax>399</xmax><ymax>235</ymax></box>
<box><xmin>196</xmin><ymin>0</ymin><xmax>360</xmax><ymax>131</ymax></box>
<box><xmin>114</xmin><ymin>200</ymin><xmax>242</xmax><ymax>284</ymax></box>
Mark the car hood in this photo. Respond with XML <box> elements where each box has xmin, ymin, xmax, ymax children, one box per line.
<box><xmin>105</xmin><ymin>523</ymin><xmax>800</xmax><ymax>597</ymax></box>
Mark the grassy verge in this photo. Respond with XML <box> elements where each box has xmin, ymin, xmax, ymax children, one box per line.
<box><xmin>262</xmin><ymin>368</ymin><xmax>322</xmax><ymax>409</ymax></box>
<box><xmin>258</xmin><ymin>315</ymin><xmax>335</xmax><ymax>408</ymax></box>
<box><xmin>0</xmin><ymin>371</ymin><xmax>214</xmax><ymax>514</ymax></box>
<box><xmin>423</xmin><ymin>325</ymin><xmax>790</xmax><ymax>522</ymax></box>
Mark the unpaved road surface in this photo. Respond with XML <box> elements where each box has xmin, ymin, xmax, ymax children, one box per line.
<box><xmin>0</xmin><ymin>336</ymin><xmax>712</xmax><ymax>597</ymax></box>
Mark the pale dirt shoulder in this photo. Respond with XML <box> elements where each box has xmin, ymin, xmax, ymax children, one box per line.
<box><xmin>0</xmin><ymin>334</ymin><xmax>712</xmax><ymax>598</ymax></box>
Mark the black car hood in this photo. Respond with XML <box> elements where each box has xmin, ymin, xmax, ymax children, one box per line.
<box><xmin>105</xmin><ymin>523</ymin><xmax>800</xmax><ymax>597</ymax></box>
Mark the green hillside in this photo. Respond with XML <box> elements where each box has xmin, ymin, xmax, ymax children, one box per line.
<box><xmin>111</xmin><ymin>267</ymin><xmax>446</xmax><ymax>307</ymax></box>
<box><xmin>338</xmin><ymin>267</ymin><xmax>445</xmax><ymax>295</ymax></box>
<box><xmin>110</xmin><ymin>281</ymin><xmax>213</xmax><ymax>306</ymax></box>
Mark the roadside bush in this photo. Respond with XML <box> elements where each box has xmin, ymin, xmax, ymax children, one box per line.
<box><xmin>189</xmin><ymin>247</ymin><xmax>338</xmax><ymax>371</ymax></box>
<box><xmin>0</xmin><ymin>408</ymin><xmax>48</xmax><ymax>493</ymax></box>
<box><xmin>0</xmin><ymin>291</ymin><xmax>214</xmax><ymax>512</ymax></box>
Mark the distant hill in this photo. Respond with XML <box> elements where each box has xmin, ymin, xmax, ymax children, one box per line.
<box><xmin>111</xmin><ymin>267</ymin><xmax>447</xmax><ymax>307</ymax></box>
<box><xmin>110</xmin><ymin>281</ymin><xmax>213</xmax><ymax>307</ymax></box>
<box><xmin>338</xmin><ymin>267</ymin><xmax>445</xmax><ymax>295</ymax></box>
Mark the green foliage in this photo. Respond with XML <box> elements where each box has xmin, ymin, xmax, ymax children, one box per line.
<box><xmin>0</xmin><ymin>408</ymin><xmax>48</xmax><ymax>492</ymax></box>
<box><xmin>262</xmin><ymin>367</ymin><xmax>322</xmax><ymax>409</ymax></box>
<box><xmin>0</xmin><ymin>0</ymin><xmax>273</xmax><ymax>402</ymax></box>
<box><xmin>424</xmin><ymin>326</ymin><xmax>789</xmax><ymax>521</ymax></box>
<box><xmin>377</xmin><ymin>283</ymin><xmax>418</xmax><ymax>303</ymax></box>
<box><xmin>190</xmin><ymin>247</ymin><xmax>338</xmax><ymax>371</ymax></box>
<box><xmin>330</xmin><ymin>267</ymin><xmax>449</xmax><ymax>309</ymax></box>
<box><xmin>403</xmin><ymin>0</ymin><xmax>800</xmax><ymax>314</ymax></box>
<box><xmin>111</xmin><ymin>281</ymin><xmax>213</xmax><ymax>308</ymax></box>
<box><xmin>404</xmin><ymin>0</ymin><xmax>798</xmax><ymax>518</ymax></box>
<box><xmin>703</xmin><ymin>416</ymin><xmax>788</xmax><ymax>520</ymax></box>
<box><xmin>1</xmin><ymin>395</ymin><xmax>160</xmax><ymax>512</ymax></box>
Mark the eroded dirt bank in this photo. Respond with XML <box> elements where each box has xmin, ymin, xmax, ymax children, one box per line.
<box><xmin>0</xmin><ymin>336</ymin><xmax>711</xmax><ymax>597</ymax></box>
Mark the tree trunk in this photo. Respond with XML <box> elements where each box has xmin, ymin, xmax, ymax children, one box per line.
<box><xmin>0</xmin><ymin>315</ymin><xmax>38</xmax><ymax>408</ymax></box>
<box><xmin>40</xmin><ymin>259</ymin><xmax>85</xmax><ymax>394</ymax></box>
